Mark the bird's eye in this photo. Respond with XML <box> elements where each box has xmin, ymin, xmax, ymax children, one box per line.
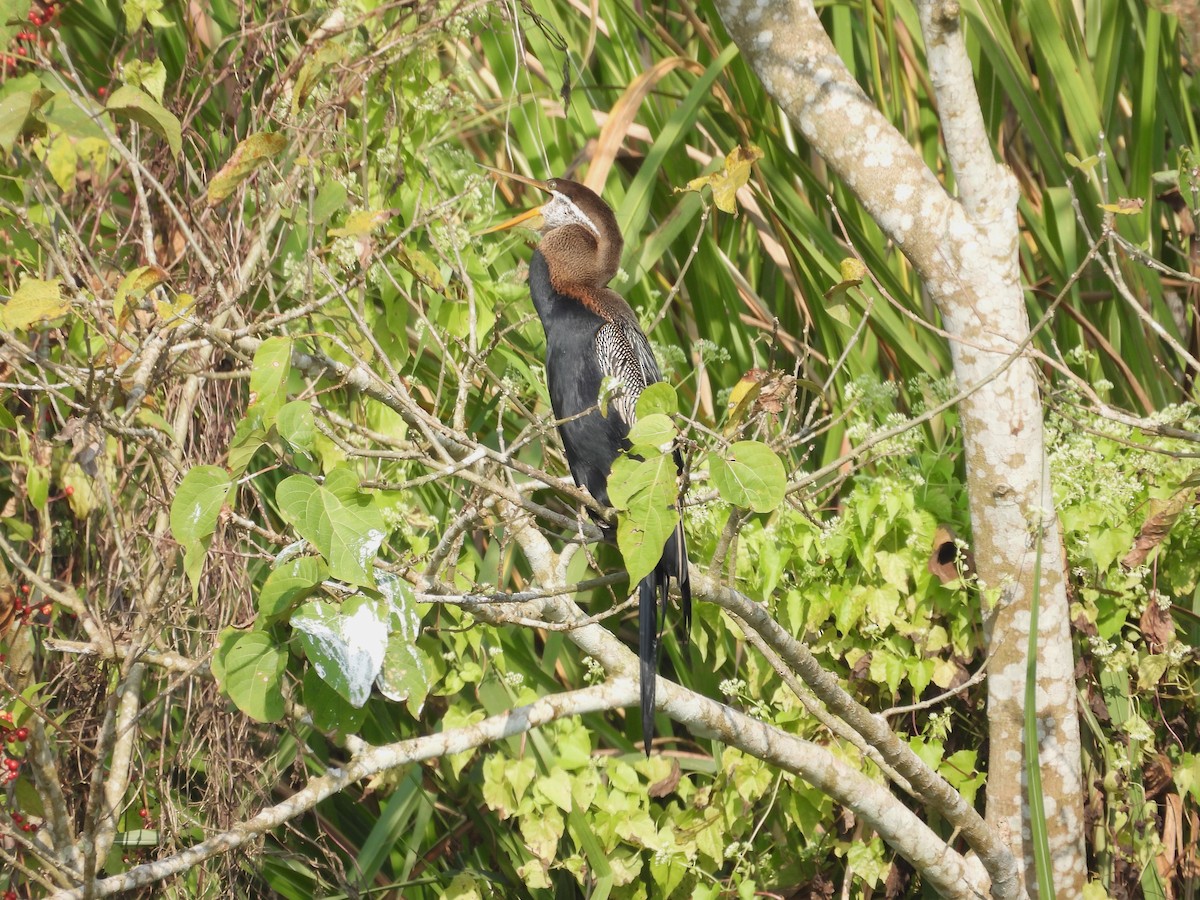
<box><xmin>547</xmin><ymin>179</ymin><xmax>558</xmax><ymax>191</ymax></box>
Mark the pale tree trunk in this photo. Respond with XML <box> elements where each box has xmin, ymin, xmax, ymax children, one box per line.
<box><xmin>711</xmin><ymin>0</ymin><xmax>1086</xmax><ymax>895</ymax></box>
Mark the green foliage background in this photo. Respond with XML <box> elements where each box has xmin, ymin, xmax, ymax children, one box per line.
<box><xmin>0</xmin><ymin>0</ymin><xmax>1198</xmax><ymax>896</ymax></box>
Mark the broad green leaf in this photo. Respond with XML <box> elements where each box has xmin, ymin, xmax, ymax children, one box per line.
<box><xmin>377</xmin><ymin>634</ymin><xmax>430</xmax><ymax>716</ymax></box>
<box><xmin>207</xmin><ymin>132</ymin><xmax>288</xmax><ymax>205</ymax></box>
<box><xmin>608</xmin><ymin>452</ymin><xmax>681</xmax><ymax>583</ymax></box>
<box><xmin>1</xmin><ymin>277</ymin><xmax>68</xmax><ymax>330</ymax></box>
<box><xmin>277</xmin><ymin>400</ymin><xmax>315</xmax><ymax>452</ymax></box>
<box><xmin>217</xmin><ymin>631</ymin><xmax>286</xmax><ymax>723</ymax></box>
<box><xmin>123</xmin><ymin>0</ymin><xmax>172</xmax><ymax>30</ymax></box>
<box><xmin>625</xmin><ymin>413</ymin><xmax>675</xmax><ymax>453</ymax></box>
<box><xmin>311</xmin><ymin>179</ymin><xmax>348</xmax><ymax>224</ymax></box>
<box><xmin>258</xmin><ymin>556</ymin><xmax>327</xmax><ymax>619</ymax></box>
<box><xmin>209</xmin><ymin>627</ymin><xmax>242</xmax><ymax>689</ymax></box>
<box><xmin>1176</xmin><ymin>753</ymin><xmax>1200</xmax><ymax>803</ymax></box>
<box><xmin>227</xmin><ymin>408</ymin><xmax>267</xmax><ymax>476</ymax></box>
<box><xmin>533</xmin><ymin>769</ymin><xmax>573</xmax><ymax>813</ymax></box>
<box><xmin>44</xmin><ymin>132</ymin><xmax>79</xmax><ymax>193</ymax></box>
<box><xmin>105</xmin><ymin>85</ymin><xmax>181</xmax><ymax>156</ymax></box>
<box><xmin>636</xmin><ymin>382</ymin><xmax>678</xmax><ymax>418</ymax></box>
<box><xmin>303</xmin><ymin>666</ymin><xmax>366</xmax><ymax>734</ymax></box>
<box><xmin>616</xmin><ymin>505</ymin><xmax>679</xmax><ymax>586</ymax></box>
<box><xmin>291</xmin><ymin>595</ymin><xmax>389</xmax><ymax>707</ymax></box>
<box><xmin>444</xmin><ymin>873</ymin><xmax>484</xmax><ymax>900</ymax></box>
<box><xmin>377</xmin><ymin>571</ymin><xmax>421</xmax><ymax>638</ymax></box>
<box><xmin>708</xmin><ymin>441</ymin><xmax>787</xmax><ymax>512</ymax></box>
<box><xmin>249</xmin><ymin>336</ymin><xmax>291</xmax><ymax>420</ymax></box>
<box><xmin>0</xmin><ymin>1</ymin><xmax>31</xmax><ymax>45</ymax></box>
<box><xmin>26</xmin><ymin>465</ymin><xmax>48</xmax><ymax>510</ymax></box>
<box><xmin>400</xmin><ymin>247</ymin><xmax>446</xmax><ymax>291</ymax></box>
<box><xmin>607</xmin><ymin>453</ymin><xmax>678</xmax><ymax>513</ymax></box>
<box><xmin>0</xmin><ymin>88</ymin><xmax>47</xmax><ymax>154</ymax></box>
<box><xmin>520</xmin><ymin>805</ymin><xmax>564</xmax><ymax>862</ymax></box>
<box><xmin>374</xmin><ymin>572</ymin><xmax>429</xmax><ymax>715</ymax></box>
<box><xmin>121</xmin><ymin>58</ymin><xmax>167</xmax><ymax>103</ymax></box>
<box><xmin>169</xmin><ymin>465</ymin><xmax>234</xmax><ymax>596</ymax></box>
<box><xmin>276</xmin><ymin>466</ymin><xmax>387</xmax><ymax>586</ymax></box>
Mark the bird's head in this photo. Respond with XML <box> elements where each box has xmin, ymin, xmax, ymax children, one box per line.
<box><xmin>482</xmin><ymin>168</ymin><xmax>623</xmax><ymax>288</ymax></box>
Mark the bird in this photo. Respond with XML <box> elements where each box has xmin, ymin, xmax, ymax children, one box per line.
<box><xmin>484</xmin><ymin>170</ymin><xmax>691</xmax><ymax>754</ymax></box>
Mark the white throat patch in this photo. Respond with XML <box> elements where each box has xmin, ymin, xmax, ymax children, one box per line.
<box><xmin>549</xmin><ymin>192</ymin><xmax>601</xmax><ymax>239</ymax></box>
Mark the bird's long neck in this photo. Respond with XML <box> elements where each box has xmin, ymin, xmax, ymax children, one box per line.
<box><xmin>528</xmin><ymin>250</ymin><xmax>558</xmax><ymax>324</ymax></box>
<box><xmin>530</xmin><ymin>249</ymin><xmax>637</xmax><ymax>330</ymax></box>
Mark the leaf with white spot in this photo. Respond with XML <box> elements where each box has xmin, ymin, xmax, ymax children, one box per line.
<box><xmin>276</xmin><ymin>466</ymin><xmax>387</xmax><ymax>586</ymax></box>
<box><xmin>291</xmin><ymin>595</ymin><xmax>389</xmax><ymax>707</ymax></box>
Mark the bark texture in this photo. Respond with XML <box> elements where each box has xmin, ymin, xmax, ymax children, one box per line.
<box><xmin>710</xmin><ymin>0</ymin><xmax>1086</xmax><ymax>895</ymax></box>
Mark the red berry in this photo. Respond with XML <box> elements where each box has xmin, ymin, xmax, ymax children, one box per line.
<box><xmin>4</xmin><ymin>889</ymin><xmax>15</xmax><ymax>900</ymax></box>
<box><xmin>0</xmin><ymin>712</ymin><xmax>11</xmax><ymax>723</ymax></box>
<box><xmin>64</xmin><ymin>485</ymin><xmax>74</xmax><ymax>497</ymax></box>
<box><xmin>97</xmin><ymin>87</ymin><xmax>106</xmax><ymax>97</ymax></box>
<box><xmin>39</xmin><ymin>603</ymin><xmax>51</xmax><ymax>616</ymax></box>
<box><xmin>19</xmin><ymin>584</ymin><xmax>28</xmax><ymax>595</ymax></box>
<box><xmin>11</xmin><ymin>812</ymin><xmax>22</xmax><ymax>823</ymax></box>
<box><xmin>20</xmin><ymin>822</ymin><xmax>31</xmax><ymax>831</ymax></box>
<box><xmin>14</xmin><ymin>728</ymin><xmax>28</xmax><ymax>741</ymax></box>
<box><xmin>5</xmin><ymin>758</ymin><xmax>20</xmax><ymax>772</ymax></box>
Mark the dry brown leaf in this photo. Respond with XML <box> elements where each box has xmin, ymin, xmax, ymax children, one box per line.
<box><xmin>1122</xmin><ymin>487</ymin><xmax>1197</xmax><ymax>568</ymax></box>
<box><xmin>584</xmin><ymin>57</ymin><xmax>702</xmax><ymax>193</ymax></box>
<box><xmin>928</xmin><ymin>524</ymin><xmax>975</xmax><ymax>584</ymax></box>
<box><xmin>0</xmin><ymin>579</ymin><xmax>17</xmax><ymax>636</ymax></box>
<box><xmin>647</xmin><ymin>758</ymin><xmax>681</xmax><ymax>798</ymax></box>
<box><xmin>1140</xmin><ymin>598</ymin><xmax>1176</xmax><ymax>654</ymax></box>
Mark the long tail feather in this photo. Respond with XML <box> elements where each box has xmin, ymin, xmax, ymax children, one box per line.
<box><xmin>639</xmin><ymin>521</ymin><xmax>692</xmax><ymax>756</ymax></box>
<box><xmin>676</xmin><ymin>517</ymin><xmax>692</xmax><ymax>639</ymax></box>
<box><xmin>639</xmin><ymin>575</ymin><xmax>658</xmax><ymax>756</ymax></box>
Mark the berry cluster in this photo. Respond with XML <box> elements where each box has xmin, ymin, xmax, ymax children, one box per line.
<box><xmin>1</xmin><ymin>3</ymin><xmax>60</xmax><ymax>74</ymax></box>
<box><xmin>0</xmin><ymin>711</ymin><xmax>27</xmax><ymax>786</ymax></box>
<box><xmin>1</xmin><ymin>713</ymin><xmax>36</xmax><ymax>898</ymax></box>
<box><xmin>0</xmin><ymin>581</ymin><xmax>53</xmax><ymax>636</ymax></box>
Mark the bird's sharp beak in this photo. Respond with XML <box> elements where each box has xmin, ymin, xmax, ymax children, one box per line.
<box><xmin>480</xmin><ymin>203</ymin><xmax>545</xmax><ymax>234</ymax></box>
<box><xmin>478</xmin><ymin>164</ymin><xmax>551</xmax><ymax>233</ymax></box>
<box><xmin>477</xmin><ymin>164</ymin><xmax>551</xmax><ymax>193</ymax></box>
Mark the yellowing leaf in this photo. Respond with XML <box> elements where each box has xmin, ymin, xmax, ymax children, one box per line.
<box><xmin>839</xmin><ymin>257</ymin><xmax>867</xmax><ymax>283</ymax></box>
<box><xmin>824</xmin><ymin>257</ymin><xmax>867</xmax><ymax>306</ymax></box>
<box><xmin>153</xmin><ymin>292</ymin><xmax>195</xmax><ymax>328</ymax></box>
<box><xmin>1</xmin><ymin>277</ymin><xmax>68</xmax><ymax>330</ymax></box>
<box><xmin>677</xmin><ymin>145</ymin><xmax>763</xmax><ymax>214</ymax></box>
<box><xmin>293</xmin><ymin>43</ymin><xmax>347</xmax><ymax>115</ymax></box>
<box><xmin>727</xmin><ymin>369</ymin><xmax>764</xmax><ymax>412</ymax></box>
<box><xmin>207</xmin><ymin>132</ymin><xmax>289</xmax><ymax>205</ymax></box>
<box><xmin>113</xmin><ymin>265</ymin><xmax>169</xmax><ymax>325</ymax></box>
<box><xmin>399</xmin><ymin>247</ymin><xmax>445</xmax><ymax>291</ymax></box>
<box><xmin>1065</xmin><ymin>152</ymin><xmax>1099</xmax><ymax>172</ymax></box>
<box><xmin>1099</xmin><ymin>198</ymin><xmax>1145</xmax><ymax>215</ymax></box>
<box><xmin>329</xmin><ymin>209</ymin><xmax>394</xmax><ymax>238</ymax></box>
